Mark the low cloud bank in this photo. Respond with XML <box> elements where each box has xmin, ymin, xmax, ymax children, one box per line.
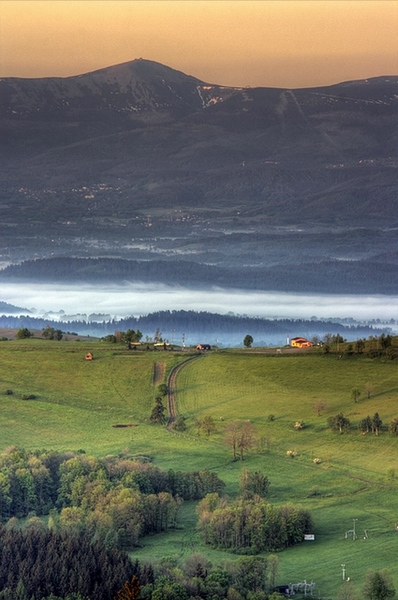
<box><xmin>1</xmin><ymin>282</ymin><xmax>396</xmax><ymax>325</ymax></box>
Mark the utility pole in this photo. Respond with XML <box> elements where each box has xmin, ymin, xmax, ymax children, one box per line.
<box><xmin>341</xmin><ymin>564</ymin><xmax>346</xmax><ymax>580</ymax></box>
<box><xmin>353</xmin><ymin>518</ymin><xmax>358</xmax><ymax>540</ymax></box>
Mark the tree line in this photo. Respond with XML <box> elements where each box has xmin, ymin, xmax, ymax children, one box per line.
<box><xmin>328</xmin><ymin>411</ymin><xmax>398</xmax><ymax>437</ymax></box>
<box><xmin>1</xmin><ymin>256</ymin><xmax>397</xmax><ymax>294</ymax></box>
<box><xmin>0</xmin><ymin>309</ymin><xmax>383</xmax><ymax>346</ymax></box>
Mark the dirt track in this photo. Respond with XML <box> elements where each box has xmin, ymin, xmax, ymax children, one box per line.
<box><xmin>166</xmin><ymin>356</ymin><xmax>201</xmax><ymax>429</ymax></box>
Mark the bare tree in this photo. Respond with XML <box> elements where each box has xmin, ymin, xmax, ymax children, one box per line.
<box><xmin>225</xmin><ymin>421</ymin><xmax>241</xmax><ymax>461</ymax></box>
<box><xmin>337</xmin><ymin>582</ymin><xmax>358</xmax><ymax>600</ymax></box>
<box><xmin>200</xmin><ymin>415</ymin><xmax>217</xmax><ymax>437</ymax></box>
<box><xmin>238</xmin><ymin>421</ymin><xmax>257</xmax><ymax>461</ymax></box>
<box><xmin>314</xmin><ymin>399</ymin><xmax>327</xmax><ymax>417</ymax></box>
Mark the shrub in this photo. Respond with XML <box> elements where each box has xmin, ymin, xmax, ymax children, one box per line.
<box><xmin>16</xmin><ymin>328</ymin><xmax>33</xmax><ymax>339</ymax></box>
<box><xmin>172</xmin><ymin>416</ymin><xmax>187</xmax><ymax>432</ymax></box>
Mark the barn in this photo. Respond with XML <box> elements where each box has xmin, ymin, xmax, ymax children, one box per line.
<box><xmin>290</xmin><ymin>337</ymin><xmax>313</xmax><ymax>348</ymax></box>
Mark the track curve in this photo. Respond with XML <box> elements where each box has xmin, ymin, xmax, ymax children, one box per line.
<box><xmin>166</xmin><ymin>355</ymin><xmax>201</xmax><ymax>429</ymax></box>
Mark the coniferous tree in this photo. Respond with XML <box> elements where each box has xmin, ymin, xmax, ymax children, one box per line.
<box><xmin>150</xmin><ymin>398</ymin><xmax>167</xmax><ymax>425</ymax></box>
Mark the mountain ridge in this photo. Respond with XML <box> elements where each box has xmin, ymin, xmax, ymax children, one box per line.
<box><xmin>1</xmin><ymin>59</ymin><xmax>397</xmax><ymax>291</ymax></box>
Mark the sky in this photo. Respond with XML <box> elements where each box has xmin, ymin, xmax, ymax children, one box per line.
<box><xmin>0</xmin><ymin>0</ymin><xmax>397</xmax><ymax>88</ymax></box>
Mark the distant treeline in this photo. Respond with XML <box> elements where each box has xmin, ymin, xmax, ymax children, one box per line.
<box><xmin>0</xmin><ymin>309</ymin><xmax>383</xmax><ymax>345</ymax></box>
<box><xmin>1</xmin><ymin>256</ymin><xmax>397</xmax><ymax>293</ymax></box>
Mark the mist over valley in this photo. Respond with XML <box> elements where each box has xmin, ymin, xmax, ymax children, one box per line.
<box><xmin>0</xmin><ymin>281</ymin><xmax>395</xmax><ymax>346</ymax></box>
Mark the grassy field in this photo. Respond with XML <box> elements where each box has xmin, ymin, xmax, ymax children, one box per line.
<box><xmin>0</xmin><ymin>339</ymin><xmax>397</xmax><ymax>598</ymax></box>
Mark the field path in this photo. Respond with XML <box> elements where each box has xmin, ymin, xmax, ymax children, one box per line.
<box><xmin>166</xmin><ymin>355</ymin><xmax>201</xmax><ymax>429</ymax></box>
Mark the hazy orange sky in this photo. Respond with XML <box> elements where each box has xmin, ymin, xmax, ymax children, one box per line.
<box><xmin>0</xmin><ymin>0</ymin><xmax>397</xmax><ymax>88</ymax></box>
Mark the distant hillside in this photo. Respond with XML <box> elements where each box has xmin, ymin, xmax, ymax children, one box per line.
<box><xmin>1</xmin><ymin>59</ymin><xmax>397</xmax><ymax>285</ymax></box>
<box><xmin>0</xmin><ymin>300</ymin><xmax>31</xmax><ymax>314</ymax></box>
<box><xmin>0</xmin><ymin>308</ymin><xmax>386</xmax><ymax>347</ymax></box>
<box><xmin>1</xmin><ymin>256</ymin><xmax>397</xmax><ymax>294</ymax></box>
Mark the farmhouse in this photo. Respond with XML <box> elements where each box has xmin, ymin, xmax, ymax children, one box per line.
<box><xmin>290</xmin><ymin>337</ymin><xmax>313</xmax><ymax>348</ymax></box>
<box><xmin>197</xmin><ymin>344</ymin><xmax>211</xmax><ymax>351</ymax></box>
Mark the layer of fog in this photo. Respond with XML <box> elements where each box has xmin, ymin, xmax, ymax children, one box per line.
<box><xmin>1</xmin><ymin>282</ymin><xmax>396</xmax><ymax>326</ymax></box>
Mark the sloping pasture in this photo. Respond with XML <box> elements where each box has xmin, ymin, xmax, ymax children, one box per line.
<box><xmin>0</xmin><ymin>341</ymin><xmax>397</xmax><ymax>597</ymax></box>
<box><xmin>164</xmin><ymin>350</ymin><xmax>398</xmax><ymax>595</ymax></box>
<box><xmin>0</xmin><ymin>340</ymin><xmax>187</xmax><ymax>456</ymax></box>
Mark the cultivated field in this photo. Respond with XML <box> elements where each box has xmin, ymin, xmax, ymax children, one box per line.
<box><xmin>0</xmin><ymin>338</ymin><xmax>397</xmax><ymax>598</ymax></box>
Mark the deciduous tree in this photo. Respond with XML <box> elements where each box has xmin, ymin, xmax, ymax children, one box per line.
<box><xmin>225</xmin><ymin>421</ymin><xmax>257</xmax><ymax>461</ymax></box>
<box><xmin>380</xmin><ymin>334</ymin><xmax>392</xmax><ymax>350</ymax></box>
<box><xmin>314</xmin><ymin>399</ymin><xmax>327</xmax><ymax>417</ymax></box>
<box><xmin>237</xmin><ymin>421</ymin><xmax>257</xmax><ymax>461</ymax></box>
<box><xmin>328</xmin><ymin>413</ymin><xmax>351</xmax><ymax>434</ymax></box>
<box><xmin>355</xmin><ymin>338</ymin><xmax>366</xmax><ymax>353</ymax></box>
<box><xmin>157</xmin><ymin>384</ymin><xmax>168</xmax><ymax>397</ymax></box>
<box><xmin>389</xmin><ymin>418</ymin><xmax>398</xmax><ymax>436</ymax></box>
<box><xmin>243</xmin><ymin>335</ymin><xmax>253</xmax><ymax>348</ymax></box>
<box><xmin>200</xmin><ymin>415</ymin><xmax>217</xmax><ymax>437</ymax></box>
<box><xmin>359</xmin><ymin>416</ymin><xmax>372</xmax><ymax>434</ymax></box>
<box><xmin>16</xmin><ymin>328</ymin><xmax>32</xmax><ymax>339</ymax></box>
<box><xmin>350</xmin><ymin>388</ymin><xmax>361</xmax><ymax>403</ymax></box>
<box><xmin>239</xmin><ymin>468</ymin><xmax>269</xmax><ymax>498</ymax></box>
<box><xmin>362</xmin><ymin>569</ymin><xmax>396</xmax><ymax>600</ymax></box>
<box><xmin>114</xmin><ymin>573</ymin><xmax>141</xmax><ymax>598</ymax></box>
<box><xmin>225</xmin><ymin>421</ymin><xmax>241</xmax><ymax>461</ymax></box>
<box><xmin>371</xmin><ymin>412</ymin><xmax>383</xmax><ymax>436</ymax></box>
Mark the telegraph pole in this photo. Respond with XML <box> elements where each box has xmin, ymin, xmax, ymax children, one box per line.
<box><xmin>353</xmin><ymin>518</ymin><xmax>358</xmax><ymax>541</ymax></box>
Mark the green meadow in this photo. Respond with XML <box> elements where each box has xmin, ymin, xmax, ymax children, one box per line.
<box><xmin>1</xmin><ymin>338</ymin><xmax>397</xmax><ymax>598</ymax></box>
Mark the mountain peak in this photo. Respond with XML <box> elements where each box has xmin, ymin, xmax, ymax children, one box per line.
<box><xmin>80</xmin><ymin>57</ymin><xmax>204</xmax><ymax>87</ymax></box>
